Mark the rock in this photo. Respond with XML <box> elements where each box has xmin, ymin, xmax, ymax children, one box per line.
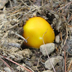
<box><xmin>16</xmin><ymin>63</ymin><xmax>26</xmax><ymax>72</ymax></box>
<box><xmin>40</xmin><ymin>43</ymin><xmax>55</xmax><ymax>56</ymax></box>
<box><xmin>42</xmin><ymin>70</ymin><xmax>53</xmax><ymax>72</ymax></box>
<box><xmin>45</xmin><ymin>56</ymin><xmax>63</xmax><ymax>69</ymax></box>
<box><xmin>25</xmin><ymin>61</ymin><xmax>33</xmax><ymax>67</ymax></box>
<box><xmin>0</xmin><ymin>0</ymin><xmax>8</xmax><ymax>9</ymax></box>
<box><xmin>4</xmin><ymin>67</ymin><xmax>13</xmax><ymax>72</ymax></box>
<box><xmin>55</xmin><ymin>35</ymin><xmax>60</xmax><ymax>43</ymax></box>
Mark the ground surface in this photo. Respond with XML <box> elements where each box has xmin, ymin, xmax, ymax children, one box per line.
<box><xmin>0</xmin><ymin>0</ymin><xmax>72</xmax><ymax>72</ymax></box>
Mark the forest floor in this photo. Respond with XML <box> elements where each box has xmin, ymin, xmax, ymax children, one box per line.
<box><xmin>0</xmin><ymin>0</ymin><xmax>72</xmax><ymax>72</ymax></box>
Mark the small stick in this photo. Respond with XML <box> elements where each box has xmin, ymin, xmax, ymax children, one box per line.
<box><xmin>60</xmin><ymin>32</ymin><xmax>62</xmax><ymax>41</ymax></box>
<box><xmin>68</xmin><ymin>60</ymin><xmax>72</xmax><ymax>71</ymax></box>
<box><xmin>9</xmin><ymin>31</ymin><xmax>27</xmax><ymax>43</ymax></box>
<box><xmin>59</xmin><ymin>1</ymin><xmax>72</xmax><ymax>10</ymax></box>
<box><xmin>42</xmin><ymin>30</ymin><xmax>56</xmax><ymax>72</ymax></box>
<box><xmin>0</xmin><ymin>57</ymin><xmax>13</xmax><ymax>72</ymax></box>
<box><xmin>9</xmin><ymin>0</ymin><xmax>13</xmax><ymax>8</ymax></box>
<box><xmin>20</xmin><ymin>0</ymin><xmax>28</xmax><ymax>7</ymax></box>
<box><xmin>0</xmin><ymin>55</ymin><xmax>32</xmax><ymax>72</ymax></box>
<box><xmin>64</xmin><ymin>51</ymin><xmax>67</xmax><ymax>72</ymax></box>
<box><xmin>15</xmin><ymin>32</ymin><xmax>27</xmax><ymax>43</ymax></box>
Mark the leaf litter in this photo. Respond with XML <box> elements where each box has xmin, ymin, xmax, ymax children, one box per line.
<box><xmin>0</xmin><ymin>0</ymin><xmax>72</xmax><ymax>72</ymax></box>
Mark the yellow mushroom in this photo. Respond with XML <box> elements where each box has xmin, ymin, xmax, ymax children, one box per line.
<box><xmin>23</xmin><ymin>17</ymin><xmax>55</xmax><ymax>48</ymax></box>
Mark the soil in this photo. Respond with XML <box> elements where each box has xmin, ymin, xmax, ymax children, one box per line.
<box><xmin>0</xmin><ymin>0</ymin><xmax>72</xmax><ymax>72</ymax></box>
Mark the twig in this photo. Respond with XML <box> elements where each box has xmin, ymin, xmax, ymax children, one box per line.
<box><xmin>15</xmin><ymin>32</ymin><xmax>27</xmax><ymax>43</ymax></box>
<box><xmin>7</xmin><ymin>23</ymin><xmax>19</xmax><ymax>30</ymax></box>
<box><xmin>7</xmin><ymin>31</ymin><xmax>27</xmax><ymax>43</ymax></box>
<box><xmin>63</xmin><ymin>17</ymin><xmax>68</xmax><ymax>45</ymax></box>
<box><xmin>9</xmin><ymin>0</ymin><xmax>13</xmax><ymax>8</ymax></box>
<box><xmin>60</xmin><ymin>32</ymin><xmax>62</xmax><ymax>41</ymax></box>
<box><xmin>0</xmin><ymin>55</ymin><xmax>32</xmax><ymax>72</ymax></box>
<box><xmin>29</xmin><ymin>0</ymin><xmax>33</xmax><ymax>5</ymax></box>
<box><xmin>20</xmin><ymin>0</ymin><xmax>28</xmax><ymax>7</ymax></box>
<box><xmin>42</xmin><ymin>0</ymin><xmax>44</xmax><ymax>6</ymax></box>
<box><xmin>68</xmin><ymin>15</ymin><xmax>72</xmax><ymax>23</ymax></box>
<box><xmin>11</xmin><ymin>8</ymin><xmax>23</xmax><ymax>14</ymax></box>
<box><xmin>26</xmin><ymin>65</ymin><xmax>34</xmax><ymax>72</ymax></box>
<box><xmin>64</xmin><ymin>51</ymin><xmax>67</xmax><ymax>72</ymax></box>
<box><xmin>59</xmin><ymin>1</ymin><xmax>72</xmax><ymax>10</ymax></box>
<box><xmin>68</xmin><ymin>60</ymin><xmax>72</xmax><ymax>71</ymax></box>
<box><xmin>44</xmin><ymin>44</ymin><xmax>56</xmax><ymax>72</ymax></box>
<box><xmin>0</xmin><ymin>57</ymin><xmax>13</xmax><ymax>72</ymax></box>
<box><xmin>42</xmin><ymin>30</ymin><xmax>56</xmax><ymax>72</ymax></box>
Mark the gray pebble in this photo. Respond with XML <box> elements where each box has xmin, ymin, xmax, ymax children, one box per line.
<box><xmin>40</xmin><ymin>43</ymin><xmax>55</xmax><ymax>56</ymax></box>
<box><xmin>45</xmin><ymin>56</ymin><xmax>63</xmax><ymax>69</ymax></box>
<box><xmin>55</xmin><ymin>35</ymin><xmax>60</xmax><ymax>43</ymax></box>
<box><xmin>4</xmin><ymin>67</ymin><xmax>13</xmax><ymax>72</ymax></box>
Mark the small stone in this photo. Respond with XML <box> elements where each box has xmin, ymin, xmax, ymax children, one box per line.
<box><xmin>25</xmin><ymin>61</ymin><xmax>33</xmax><ymax>67</ymax></box>
<box><xmin>16</xmin><ymin>63</ymin><xmax>26</xmax><ymax>71</ymax></box>
<box><xmin>45</xmin><ymin>56</ymin><xmax>63</xmax><ymax>69</ymax></box>
<box><xmin>40</xmin><ymin>43</ymin><xmax>55</xmax><ymax>56</ymax></box>
<box><xmin>55</xmin><ymin>35</ymin><xmax>60</xmax><ymax>43</ymax></box>
<box><xmin>4</xmin><ymin>67</ymin><xmax>12</xmax><ymax>72</ymax></box>
<box><xmin>42</xmin><ymin>70</ymin><xmax>53</xmax><ymax>72</ymax></box>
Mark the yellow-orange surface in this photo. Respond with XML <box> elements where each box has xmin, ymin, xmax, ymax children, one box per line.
<box><xmin>23</xmin><ymin>17</ymin><xmax>55</xmax><ymax>48</ymax></box>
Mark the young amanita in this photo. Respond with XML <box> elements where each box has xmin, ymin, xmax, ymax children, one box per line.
<box><xmin>23</xmin><ymin>17</ymin><xmax>55</xmax><ymax>48</ymax></box>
